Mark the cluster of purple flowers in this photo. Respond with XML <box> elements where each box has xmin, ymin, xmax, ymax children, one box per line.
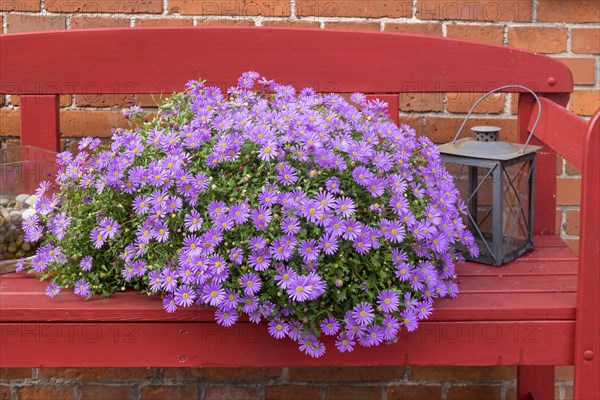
<box><xmin>22</xmin><ymin>72</ymin><xmax>476</xmax><ymax>357</ymax></box>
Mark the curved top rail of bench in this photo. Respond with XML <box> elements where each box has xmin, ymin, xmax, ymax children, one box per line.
<box><xmin>0</xmin><ymin>27</ymin><xmax>573</xmax><ymax>95</ymax></box>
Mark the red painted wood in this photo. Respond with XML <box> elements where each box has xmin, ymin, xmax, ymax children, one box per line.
<box><xmin>528</xmin><ymin>98</ymin><xmax>588</xmax><ymax>171</ymax></box>
<box><xmin>518</xmin><ymin>94</ymin><xmax>569</xmax><ymax>236</ymax></box>
<box><xmin>574</xmin><ymin>109</ymin><xmax>600</xmax><ymax>400</ymax></box>
<box><xmin>1</xmin><ymin>28</ymin><xmax>592</xmax><ymax>393</ymax></box>
<box><xmin>365</xmin><ymin>94</ymin><xmax>399</xmax><ymax>126</ymax></box>
<box><xmin>517</xmin><ymin>365</ymin><xmax>555</xmax><ymax>400</ymax></box>
<box><xmin>0</xmin><ymin>321</ymin><xmax>574</xmax><ymax>368</ymax></box>
<box><xmin>19</xmin><ymin>95</ymin><xmax>60</xmax><ymax>152</ymax></box>
<box><xmin>0</xmin><ymin>28</ymin><xmax>572</xmax><ymax>95</ymax></box>
<box><xmin>0</xmin><ymin>239</ymin><xmax>577</xmax><ymax>324</ymax></box>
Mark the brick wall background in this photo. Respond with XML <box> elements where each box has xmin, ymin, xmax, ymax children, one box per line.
<box><xmin>0</xmin><ymin>0</ymin><xmax>598</xmax><ymax>399</ymax></box>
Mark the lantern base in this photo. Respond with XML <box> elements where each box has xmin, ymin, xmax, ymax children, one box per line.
<box><xmin>460</xmin><ymin>235</ymin><xmax>534</xmax><ymax>267</ymax></box>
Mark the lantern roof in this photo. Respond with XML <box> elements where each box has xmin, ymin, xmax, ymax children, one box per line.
<box><xmin>438</xmin><ymin>137</ymin><xmax>541</xmax><ymax>161</ymax></box>
<box><xmin>438</xmin><ymin>126</ymin><xmax>541</xmax><ymax>161</ymax></box>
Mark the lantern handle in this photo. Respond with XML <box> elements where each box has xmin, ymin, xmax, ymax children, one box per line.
<box><xmin>451</xmin><ymin>85</ymin><xmax>542</xmax><ymax>153</ymax></box>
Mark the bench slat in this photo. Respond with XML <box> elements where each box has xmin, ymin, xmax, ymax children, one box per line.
<box><xmin>528</xmin><ymin>97</ymin><xmax>588</xmax><ymax>171</ymax></box>
<box><xmin>0</xmin><ymin>28</ymin><xmax>573</xmax><ymax>95</ymax></box>
<box><xmin>0</xmin><ymin>237</ymin><xmax>578</xmax><ymax>325</ymax></box>
<box><xmin>0</xmin><ymin>320</ymin><xmax>574</xmax><ymax>368</ymax></box>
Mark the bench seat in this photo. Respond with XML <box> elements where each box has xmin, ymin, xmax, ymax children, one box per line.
<box><xmin>0</xmin><ymin>235</ymin><xmax>577</xmax><ymax>368</ymax></box>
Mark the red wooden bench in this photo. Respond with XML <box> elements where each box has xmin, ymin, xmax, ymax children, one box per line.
<box><xmin>1</xmin><ymin>28</ymin><xmax>598</xmax><ymax>400</ymax></box>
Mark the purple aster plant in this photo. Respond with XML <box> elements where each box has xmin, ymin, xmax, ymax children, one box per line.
<box><xmin>25</xmin><ymin>72</ymin><xmax>475</xmax><ymax>359</ymax></box>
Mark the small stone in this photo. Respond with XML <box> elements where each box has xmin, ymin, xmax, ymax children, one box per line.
<box><xmin>0</xmin><ymin>234</ymin><xmax>5</xmax><ymax>243</ymax></box>
<box><xmin>0</xmin><ymin>197</ymin><xmax>9</xmax><ymax>207</ymax></box>
<box><xmin>25</xmin><ymin>195</ymin><xmax>38</xmax><ymax>207</ymax></box>
<box><xmin>7</xmin><ymin>200</ymin><xmax>16</xmax><ymax>208</ymax></box>
<box><xmin>13</xmin><ymin>202</ymin><xmax>22</xmax><ymax>211</ymax></box>
<box><xmin>6</xmin><ymin>227</ymin><xmax>18</xmax><ymax>242</ymax></box>
<box><xmin>22</xmin><ymin>242</ymin><xmax>31</xmax><ymax>251</ymax></box>
<box><xmin>0</xmin><ymin>216</ymin><xmax>4</xmax><ymax>227</ymax></box>
<box><xmin>15</xmin><ymin>250</ymin><xmax>24</xmax><ymax>258</ymax></box>
<box><xmin>16</xmin><ymin>235</ymin><xmax>24</xmax><ymax>246</ymax></box>
<box><xmin>1</xmin><ymin>209</ymin><xmax>10</xmax><ymax>222</ymax></box>
<box><xmin>7</xmin><ymin>242</ymin><xmax>16</xmax><ymax>253</ymax></box>
<box><xmin>10</xmin><ymin>210</ymin><xmax>22</xmax><ymax>223</ymax></box>
<box><xmin>15</xmin><ymin>194</ymin><xmax>29</xmax><ymax>204</ymax></box>
<box><xmin>22</xmin><ymin>208</ymin><xmax>36</xmax><ymax>219</ymax></box>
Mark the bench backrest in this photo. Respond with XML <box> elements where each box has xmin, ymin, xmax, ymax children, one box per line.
<box><xmin>0</xmin><ymin>26</ymin><xmax>596</xmax><ymax>254</ymax></box>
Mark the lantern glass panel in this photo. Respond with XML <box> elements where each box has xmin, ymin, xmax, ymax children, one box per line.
<box><xmin>440</xmin><ymin>153</ymin><xmax>535</xmax><ymax>266</ymax></box>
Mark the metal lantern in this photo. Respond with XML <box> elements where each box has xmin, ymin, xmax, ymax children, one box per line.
<box><xmin>438</xmin><ymin>85</ymin><xmax>542</xmax><ymax>266</ymax></box>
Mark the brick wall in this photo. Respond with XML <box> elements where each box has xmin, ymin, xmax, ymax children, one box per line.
<box><xmin>0</xmin><ymin>1</ymin><xmax>598</xmax><ymax>399</ymax></box>
<box><xmin>0</xmin><ymin>366</ymin><xmax>575</xmax><ymax>400</ymax></box>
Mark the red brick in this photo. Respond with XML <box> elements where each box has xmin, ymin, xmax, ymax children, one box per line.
<box><xmin>416</xmin><ymin>0</ymin><xmax>532</xmax><ymax>22</ymax></box>
<box><xmin>6</xmin><ymin>14</ymin><xmax>66</xmax><ymax>33</ymax></box>
<box><xmin>447</xmin><ymin>385</ymin><xmax>501</xmax><ymax>399</ymax></box>
<box><xmin>0</xmin><ymin>109</ymin><xmax>19</xmax><ymax>137</ymax></box>
<box><xmin>262</xmin><ymin>20</ymin><xmax>320</xmax><ymax>28</ymax></box>
<box><xmin>163</xmin><ymin>367</ymin><xmax>282</xmax><ymax>381</ymax></box>
<box><xmin>563</xmin><ymin>384</ymin><xmax>574</xmax><ymax>400</ymax></box>
<box><xmin>16</xmin><ymin>385</ymin><xmax>74</xmax><ymax>400</ymax></box>
<box><xmin>557</xmin><ymin>178</ymin><xmax>582</xmax><ymax>206</ymax></box>
<box><xmin>571</xmin><ymin>28</ymin><xmax>600</xmax><ymax>54</ymax></box>
<box><xmin>11</xmin><ymin>95</ymin><xmax>71</xmax><ymax>107</ymax></box>
<box><xmin>446</xmin><ymin>24</ymin><xmax>504</xmax><ymax>45</ymax></box>
<box><xmin>326</xmin><ymin>386</ymin><xmax>381</xmax><ymax>400</ymax></box>
<box><xmin>557</xmin><ymin>156</ymin><xmax>564</xmax><ymax>175</ymax></box>
<box><xmin>0</xmin><ymin>368</ymin><xmax>31</xmax><ymax>380</ymax></box>
<box><xmin>46</xmin><ymin>0</ymin><xmax>162</xmax><ymax>13</ymax></box>
<box><xmin>446</xmin><ymin>92</ymin><xmax>505</xmax><ymax>114</ymax></box>
<box><xmin>556</xmin><ymin>365</ymin><xmax>574</xmax><ymax>381</ymax></box>
<box><xmin>265</xmin><ymin>385</ymin><xmax>321</xmax><ymax>400</ymax></box>
<box><xmin>410</xmin><ymin>366</ymin><xmax>516</xmax><ymax>380</ymax></box>
<box><xmin>556</xmin><ymin>210</ymin><xmax>563</xmax><ymax>233</ymax></box>
<box><xmin>384</xmin><ymin>22</ymin><xmax>442</xmax><ymax>36</ymax></box>
<box><xmin>289</xmin><ymin>366</ymin><xmax>405</xmax><ymax>382</ymax></box>
<box><xmin>400</xmin><ymin>115</ymin><xmax>424</xmax><ymax>137</ymax></box>
<box><xmin>135</xmin><ymin>18</ymin><xmax>194</xmax><ymax>27</ymax></box>
<box><xmin>508</xmin><ymin>27</ymin><xmax>567</xmax><ymax>54</ymax></box>
<box><xmin>74</xmin><ymin>94</ymin><xmax>134</xmax><ymax>107</ymax></box>
<box><xmin>505</xmin><ymin>385</ymin><xmax>517</xmax><ymax>400</ymax></box>
<box><xmin>0</xmin><ymin>0</ymin><xmax>39</xmax><ymax>11</ymax></box>
<box><xmin>537</xmin><ymin>0</ymin><xmax>600</xmax><ymax>23</ymax></box>
<box><xmin>565</xmin><ymin>210</ymin><xmax>580</xmax><ymax>235</ymax></box>
<box><xmin>196</xmin><ymin>19</ymin><xmax>255</xmax><ymax>26</ymax></box>
<box><xmin>71</xmin><ymin>16</ymin><xmax>131</xmax><ymax>29</ymax></box>
<box><xmin>400</xmin><ymin>93</ymin><xmax>444</xmax><ymax>112</ymax></box>
<box><xmin>565</xmin><ymin>160</ymin><xmax>580</xmax><ymax>175</ymax></box>
<box><xmin>387</xmin><ymin>385</ymin><xmax>442</xmax><ymax>400</ymax></box>
<box><xmin>169</xmin><ymin>0</ymin><xmax>290</xmax><ymax>17</ymax></box>
<box><xmin>80</xmin><ymin>385</ymin><xmax>136</xmax><ymax>400</ymax></box>
<box><xmin>555</xmin><ymin>58</ymin><xmax>596</xmax><ymax>86</ymax></box>
<box><xmin>59</xmin><ymin>110</ymin><xmax>130</xmax><ymax>138</ymax></box>
<box><xmin>324</xmin><ymin>21</ymin><xmax>380</xmax><ymax>31</ymax></box>
<box><xmin>38</xmin><ymin>367</ymin><xmax>154</xmax><ymax>381</ymax></box>
<box><xmin>296</xmin><ymin>0</ymin><xmax>411</xmax><ymax>18</ymax></box>
<box><xmin>203</xmin><ymin>386</ymin><xmax>261</xmax><ymax>400</ymax></box>
<box><xmin>425</xmin><ymin>116</ymin><xmax>517</xmax><ymax>144</ymax></box>
<box><xmin>0</xmin><ymin>385</ymin><xmax>10</xmax><ymax>400</ymax></box>
<box><xmin>139</xmin><ymin>385</ymin><xmax>198</xmax><ymax>400</ymax></box>
<box><xmin>565</xmin><ymin>239</ymin><xmax>579</xmax><ymax>256</ymax></box>
<box><xmin>568</xmin><ymin>90</ymin><xmax>600</xmax><ymax>116</ymax></box>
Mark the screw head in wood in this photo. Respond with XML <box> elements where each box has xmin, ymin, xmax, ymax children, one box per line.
<box><xmin>583</xmin><ymin>350</ymin><xmax>594</xmax><ymax>361</ymax></box>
